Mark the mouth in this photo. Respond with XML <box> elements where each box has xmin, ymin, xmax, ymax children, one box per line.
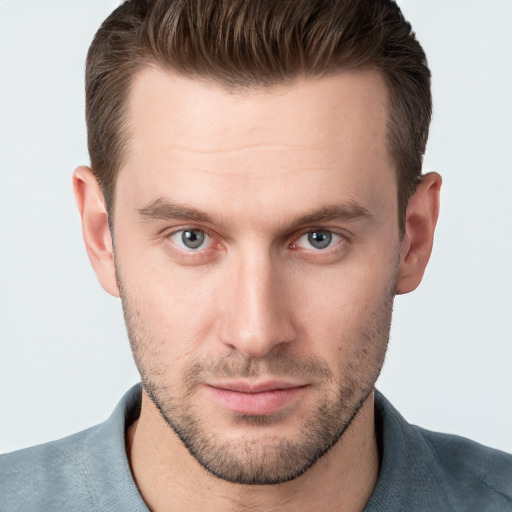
<box><xmin>205</xmin><ymin>380</ymin><xmax>308</xmax><ymax>415</ymax></box>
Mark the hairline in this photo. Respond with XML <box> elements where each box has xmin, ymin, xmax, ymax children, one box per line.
<box><xmin>106</xmin><ymin>61</ymin><xmax>406</xmax><ymax>236</ymax></box>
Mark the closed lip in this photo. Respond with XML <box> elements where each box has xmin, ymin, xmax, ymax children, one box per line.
<box><xmin>205</xmin><ymin>380</ymin><xmax>308</xmax><ymax>415</ymax></box>
<box><xmin>206</xmin><ymin>380</ymin><xmax>307</xmax><ymax>393</ymax></box>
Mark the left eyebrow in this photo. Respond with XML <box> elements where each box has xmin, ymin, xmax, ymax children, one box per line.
<box><xmin>287</xmin><ymin>202</ymin><xmax>372</xmax><ymax>231</ymax></box>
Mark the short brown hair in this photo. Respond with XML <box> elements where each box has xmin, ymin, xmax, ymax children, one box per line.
<box><xmin>86</xmin><ymin>0</ymin><xmax>431</xmax><ymax>231</ymax></box>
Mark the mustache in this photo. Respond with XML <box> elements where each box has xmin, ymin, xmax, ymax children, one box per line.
<box><xmin>182</xmin><ymin>353</ymin><xmax>333</xmax><ymax>387</ymax></box>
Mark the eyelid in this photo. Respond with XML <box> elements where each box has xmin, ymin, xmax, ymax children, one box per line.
<box><xmin>167</xmin><ymin>227</ymin><xmax>217</xmax><ymax>253</ymax></box>
<box><xmin>291</xmin><ymin>228</ymin><xmax>347</xmax><ymax>251</ymax></box>
<box><xmin>163</xmin><ymin>225</ymin><xmax>349</xmax><ymax>257</ymax></box>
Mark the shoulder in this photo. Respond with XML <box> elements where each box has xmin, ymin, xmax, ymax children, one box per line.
<box><xmin>0</xmin><ymin>428</ymin><xmax>97</xmax><ymax>511</ymax></box>
<box><xmin>417</xmin><ymin>426</ymin><xmax>512</xmax><ymax>508</ymax></box>
<box><xmin>370</xmin><ymin>391</ymin><xmax>512</xmax><ymax>511</ymax></box>
<box><xmin>0</xmin><ymin>385</ymin><xmax>145</xmax><ymax>512</ymax></box>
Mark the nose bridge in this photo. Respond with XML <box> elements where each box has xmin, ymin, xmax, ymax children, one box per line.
<box><xmin>219</xmin><ymin>244</ymin><xmax>295</xmax><ymax>357</ymax></box>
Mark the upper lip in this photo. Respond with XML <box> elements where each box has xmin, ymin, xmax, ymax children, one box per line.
<box><xmin>207</xmin><ymin>380</ymin><xmax>306</xmax><ymax>393</ymax></box>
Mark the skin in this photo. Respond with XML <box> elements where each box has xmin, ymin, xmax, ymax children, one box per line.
<box><xmin>74</xmin><ymin>68</ymin><xmax>441</xmax><ymax>511</ymax></box>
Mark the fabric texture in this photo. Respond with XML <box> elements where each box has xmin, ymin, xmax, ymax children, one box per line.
<box><xmin>1</xmin><ymin>385</ymin><xmax>511</xmax><ymax>511</ymax></box>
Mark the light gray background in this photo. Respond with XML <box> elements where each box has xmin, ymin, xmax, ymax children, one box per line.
<box><xmin>1</xmin><ymin>0</ymin><xmax>511</xmax><ymax>454</ymax></box>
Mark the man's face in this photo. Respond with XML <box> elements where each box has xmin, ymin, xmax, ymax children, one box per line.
<box><xmin>113</xmin><ymin>69</ymin><xmax>401</xmax><ymax>484</ymax></box>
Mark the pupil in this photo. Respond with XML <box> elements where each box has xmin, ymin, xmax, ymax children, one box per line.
<box><xmin>182</xmin><ymin>230</ymin><xmax>204</xmax><ymax>249</ymax></box>
<box><xmin>308</xmin><ymin>231</ymin><xmax>331</xmax><ymax>249</ymax></box>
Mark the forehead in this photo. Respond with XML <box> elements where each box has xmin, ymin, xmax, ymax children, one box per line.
<box><xmin>117</xmin><ymin>67</ymin><xmax>395</xmax><ymax>226</ymax></box>
<box><xmin>125</xmin><ymin>66</ymin><xmax>390</xmax><ymax>155</ymax></box>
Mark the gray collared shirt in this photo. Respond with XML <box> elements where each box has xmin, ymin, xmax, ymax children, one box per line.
<box><xmin>1</xmin><ymin>385</ymin><xmax>511</xmax><ymax>511</ymax></box>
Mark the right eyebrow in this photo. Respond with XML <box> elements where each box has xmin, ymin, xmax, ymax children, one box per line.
<box><xmin>137</xmin><ymin>198</ymin><xmax>217</xmax><ymax>225</ymax></box>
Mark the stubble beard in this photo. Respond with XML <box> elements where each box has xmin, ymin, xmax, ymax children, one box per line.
<box><xmin>117</xmin><ymin>264</ymin><xmax>396</xmax><ymax>485</ymax></box>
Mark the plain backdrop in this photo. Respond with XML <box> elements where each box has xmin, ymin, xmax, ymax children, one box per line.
<box><xmin>1</xmin><ymin>0</ymin><xmax>511</xmax><ymax>455</ymax></box>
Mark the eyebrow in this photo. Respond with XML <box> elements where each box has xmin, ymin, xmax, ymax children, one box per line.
<box><xmin>137</xmin><ymin>197</ymin><xmax>372</xmax><ymax>229</ymax></box>
<box><xmin>137</xmin><ymin>198</ymin><xmax>218</xmax><ymax>225</ymax></box>
<box><xmin>288</xmin><ymin>202</ymin><xmax>372</xmax><ymax>231</ymax></box>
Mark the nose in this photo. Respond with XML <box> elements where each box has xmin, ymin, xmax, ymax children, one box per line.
<box><xmin>218</xmin><ymin>250</ymin><xmax>297</xmax><ymax>357</ymax></box>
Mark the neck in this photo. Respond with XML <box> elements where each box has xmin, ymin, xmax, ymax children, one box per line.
<box><xmin>127</xmin><ymin>391</ymin><xmax>379</xmax><ymax>512</ymax></box>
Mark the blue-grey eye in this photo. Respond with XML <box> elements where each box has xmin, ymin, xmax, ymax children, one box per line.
<box><xmin>170</xmin><ymin>229</ymin><xmax>209</xmax><ymax>250</ymax></box>
<box><xmin>307</xmin><ymin>231</ymin><xmax>332</xmax><ymax>249</ymax></box>
<box><xmin>182</xmin><ymin>230</ymin><xmax>205</xmax><ymax>249</ymax></box>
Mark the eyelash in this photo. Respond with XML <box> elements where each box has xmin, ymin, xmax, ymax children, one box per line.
<box><xmin>291</xmin><ymin>230</ymin><xmax>345</xmax><ymax>252</ymax></box>
<box><xmin>166</xmin><ymin>228</ymin><xmax>220</xmax><ymax>259</ymax></box>
<box><xmin>165</xmin><ymin>227</ymin><xmax>348</xmax><ymax>259</ymax></box>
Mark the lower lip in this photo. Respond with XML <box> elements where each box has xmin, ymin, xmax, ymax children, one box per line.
<box><xmin>206</xmin><ymin>386</ymin><xmax>306</xmax><ymax>415</ymax></box>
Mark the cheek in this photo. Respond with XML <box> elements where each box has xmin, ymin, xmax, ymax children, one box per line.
<box><xmin>290</xmin><ymin>257</ymin><xmax>396</xmax><ymax>353</ymax></box>
<box><xmin>121</xmin><ymin>261</ymin><xmax>223</xmax><ymax>362</ymax></box>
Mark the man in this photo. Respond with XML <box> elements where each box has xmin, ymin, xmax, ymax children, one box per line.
<box><xmin>1</xmin><ymin>0</ymin><xmax>511</xmax><ymax>510</ymax></box>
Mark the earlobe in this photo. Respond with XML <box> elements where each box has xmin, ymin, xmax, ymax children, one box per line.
<box><xmin>73</xmin><ymin>166</ymin><xmax>120</xmax><ymax>297</ymax></box>
<box><xmin>396</xmin><ymin>172</ymin><xmax>442</xmax><ymax>295</ymax></box>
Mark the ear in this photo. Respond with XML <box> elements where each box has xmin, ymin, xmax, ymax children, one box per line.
<box><xmin>73</xmin><ymin>166</ymin><xmax>120</xmax><ymax>297</ymax></box>
<box><xmin>396</xmin><ymin>172</ymin><xmax>442</xmax><ymax>295</ymax></box>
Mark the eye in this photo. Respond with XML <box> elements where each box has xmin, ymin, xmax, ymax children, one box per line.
<box><xmin>295</xmin><ymin>230</ymin><xmax>342</xmax><ymax>250</ymax></box>
<box><xmin>169</xmin><ymin>229</ymin><xmax>211</xmax><ymax>250</ymax></box>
